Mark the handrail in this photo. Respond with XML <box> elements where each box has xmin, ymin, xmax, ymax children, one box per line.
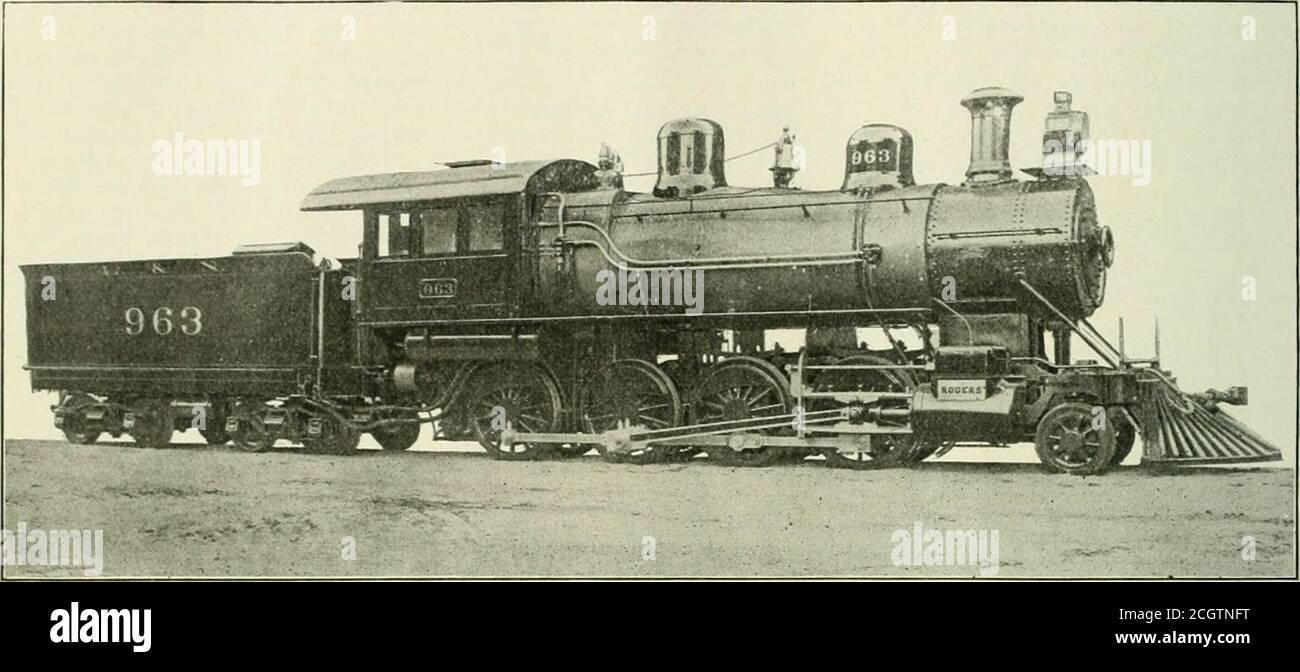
<box><xmin>1077</xmin><ymin>316</ymin><xmax>1125</xmax><ymax>365</ymax></box>
<box><xmin>536</xmin><ymin>217</ymin><xmax>864</xmax><ymax>270</ymax></box>
<box><xmin>931</xmin><ymin>297</ymin><xmax>975</xmax><ymax>346</ymax></box>
<box><xmin>539</xmin><ymin>192</ymin><xmax>567</xmax><ymax>237</ymax></box>
<box><xmin>1016</xmin><ymin>277</ymin><xmax>1121</xmax><ymax>369</ymax></box>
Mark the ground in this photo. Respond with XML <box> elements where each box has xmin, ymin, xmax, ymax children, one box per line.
<box><xmin>1</xmin><ymin>438</ymin><xmax>1293</xmax><ymax>578</ymax></box>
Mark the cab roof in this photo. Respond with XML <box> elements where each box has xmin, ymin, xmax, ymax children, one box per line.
<box><xmin>300</xmin><ymin>159</ymin><xmax>597</xmax><ymax>211</ymax></box>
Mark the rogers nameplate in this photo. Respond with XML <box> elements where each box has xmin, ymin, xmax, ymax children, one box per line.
<box><xmin>937</xmin><ymin>380</ymin><xmax>987</xmax><ymax>401</ymax></box>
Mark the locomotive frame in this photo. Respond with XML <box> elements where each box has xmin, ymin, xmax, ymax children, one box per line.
<box><xmin>22</xmin><ymin>87</ymin><xmax>1281</xmax><ymax>474</ymax></box>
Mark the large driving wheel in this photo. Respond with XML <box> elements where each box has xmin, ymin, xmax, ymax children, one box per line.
<box><xmin>127</xmin><ymin>399</ymin><xmax>174</xmax><ymax>449</ymax></box>
<box><xmin>810</xmin><ymin>355</ymin><xmax>932</xmax><ymax>470</ymax></box>
<box><xmin>469</xmin><ymin>364</ymin><xmax>563</xmax><ymax>461</ymax></box>
<box><xmin>57</xmin><ymin>393</ymin><xmax>102</xmax><ymax>445</ymax></box>
<box><xmin>435</xmin><ymin>412</ymin><xmax>475</xmax><ymax>441</ymax></box>
<box><xmin>692</xmin><ymin>357</ymin><xmax>792</xmax><ymax>467</ymax></box>
<box><xmin>585</xmin><ymin>359</ymin><xmax>683</xmax><ymax>464</ymax></box>
<box><xmin>1034</xmin><ymin>402</ymin><xmax>1117</xmax><ymax>475</ymax></box>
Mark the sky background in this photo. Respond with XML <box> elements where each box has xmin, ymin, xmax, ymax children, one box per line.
<box><xmin>2</xmin><ymin>2</ymin><xmax>1295</xmax><ymax>460</ymax></box>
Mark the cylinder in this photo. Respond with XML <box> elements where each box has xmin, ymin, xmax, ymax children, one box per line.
<box><xmin>961</xmin><ymin>87</ymin><xmax>1023</xmax><ymax>184</ymax></box>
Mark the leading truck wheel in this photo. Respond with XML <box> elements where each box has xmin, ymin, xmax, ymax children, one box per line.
<box><xmin>1033</xmin><ymin>402</ymin><xmax>1117</xmax><ymax>475</ymax></box>
<box><xmin>1108</xmin><ymin>409</ymin><xmax>1136</xmax><ymax>467</ymax></box>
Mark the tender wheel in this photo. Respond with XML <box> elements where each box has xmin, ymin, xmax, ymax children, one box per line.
<box><xmin>126</xmin><ymin>399</ymin><xmax>174</xmax><ymax>449</ymax></box>
<box><xmin>469</xmin><ymin>364</ymin><xmax>563</xmax><ymax>461</ymax></box>
<box><xmin>1109</xmin><ymin>409</ymin><xmax>1136</xmax><ymax>466</ymax></box>
<box><xmin>692</xmin><ymin>357</ymin><xmax>792</xmax><ymax>467</ymax></box>
<box><xmin>301</xmin><ymin>413</ymin><xmax>361</xmax><ymax>455</ymax></box>
<box><xmin>228</xmin><ymin>401</ymin><xmax>275</xmax><ymax>453</ymax></box>
<box><xmin>810</xmin><ymin>355</ymin><xmax>927</xmax><ymax>470</ymax></box>
<box><xmin>57</xmin><ymin>393</ymin><xmax>102</xmax><ymax>445</ymax></box>
<box><xmin>373</xmin><ymin>410</ymin><xmax>421</xmax><ymax>452</ymax></box>
<box><xmin>199</xmin><ymin>427</ymin><xmax>231</xmax><ymax>445</ymax></box>
<box><xmin>1034</xmin><ymin>402</ymin><xmax>1117</xmax><ymax>475</ymax></box>
<box><xmin>585</xmin><ymin>359</ymin><xmax>684</xmax><ymax>464</ymax></box>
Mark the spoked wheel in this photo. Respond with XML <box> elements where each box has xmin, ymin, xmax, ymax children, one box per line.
<box><xmin>585</xmin><ymin>359</ymin><xmax>684</xmax><ymax>464</ymax></box>
<box><xmin>57</xmin><ymin>393</ymin><xmax>102</xmax><ymax>445</ymax></box>
<box><xmin>810</xmin><ymin>355</ymin><xmax>928</xmax><ymax>470</ymax></box>
<box><xmin>199</xmin><ymin>427</ymin><xmax>232</xmax><ymax>445</ymax></box>
<box><xmin>1034</xmin><ymin>402</ymin><xmax>1117</xmax><ymax>475</ymax></box>
<box><xmin>372</xmin><ymin>409</ymin><xmax>422</xmax><ymax>452</ymax></box>
<box><xmin>435</xmin><ymin>413</ymin><xmax>476</xmax><ymax>441</ymax></box>
<box><xmin>126</xmin><ymin>399</ymin><xmax>174</xmax><ymax>449</ymax></box>
<box><xmin>824</xmin><ymin>434</ymin><xmax>934</xmax><ymax>470</ymax></box>
<box><xmin>469</xmin><ymin>364</ymin><xmax>563</xmax><ymax>461</ymax></box>
<box><xmin>777</xmin><ymin>449</ymin><xmax>812</xmax><ymax>465</ymax></box>
<box><xmin>692</xmin><ymin>357</ymin><xmax>792</xmax><ymax>467</ymax></box>
<box><xmin>301</xmin><ymin>412</ymin><xmax>361</xmax><ymax>455</ymax></box>
<box><xmin>227</xmin><ymin>401</ymin><xmax>275</xmax><ymax>453</ymax></box>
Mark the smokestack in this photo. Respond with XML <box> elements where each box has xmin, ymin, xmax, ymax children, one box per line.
<box><xmin>961</xmin><ymin>87</ymin><xmax>1023</xmax><ymax>184</ymax></box>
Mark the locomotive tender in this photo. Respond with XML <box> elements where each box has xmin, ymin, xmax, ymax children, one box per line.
<box><xmin>22</xmin><ymin>87</ymin><xmax>1281</xmax><ymax>474</ymax></box>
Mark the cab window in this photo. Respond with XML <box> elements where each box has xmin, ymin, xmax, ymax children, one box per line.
<box><xmin>378</xmin><ymin>212</ymin><xmax>412</xmax><ymax>257</ymax></box>
<box><xmin>466</xmin><ymin>203</ymin><xmax>505</xmax><ymax>252</ymax></box>
<box><xmin>419</xmin><ymin>207</ymin><xmax>458</xmax><ymax>256</ymax></box>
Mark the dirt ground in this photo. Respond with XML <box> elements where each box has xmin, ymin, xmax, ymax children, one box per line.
<box><xmin>1</xmin><ymin>438</ymin><xmax>1293</xmax><ymax>578</ymax></box>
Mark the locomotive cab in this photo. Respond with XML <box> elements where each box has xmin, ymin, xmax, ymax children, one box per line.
<box><xmin>302</xmin><ymin>159</ymin><xmax>598</xmax><ymax>327</ymax></box>
<box><xmin>360</xmin><ymin>195</ymin><xmax>516</xmax><ymax>309</ymax></box>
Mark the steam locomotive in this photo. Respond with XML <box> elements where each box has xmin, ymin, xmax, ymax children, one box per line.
<box><xmin>22</xmin><ymin>87</ymin><xmax>1281</xmax><ymax>474</ymax></box>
